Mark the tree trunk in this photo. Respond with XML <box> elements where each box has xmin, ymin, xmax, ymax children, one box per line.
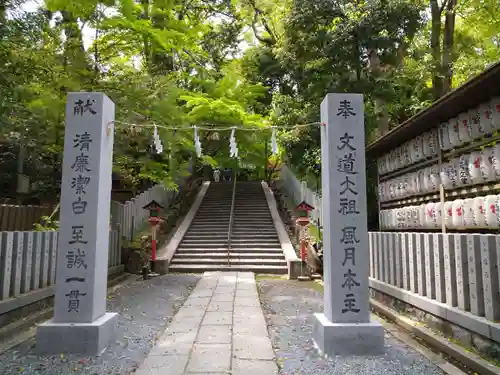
<box><xmin>430</xmin><ymin>0</ymin><xmax>443</xmax><ymax>100</ymax></box>
<box><xmin>442</xmin><ymin>0</ymin><xmax>457</xmax><ymax>95</ymax></box>
<box><xmin>141</xmin><ymin>0</ymin><xmax>151</xmax><ymax>72</ymax></box>
<box><xmin>368</xmin><ymin>49</ymin><xmax>389</xmax><ymax>137</ymax></box>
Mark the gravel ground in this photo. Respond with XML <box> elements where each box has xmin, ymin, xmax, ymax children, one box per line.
<box><xmin>258</xmin><ymin>278</ymin><xmax>446</xmax><ymax>375</ymax></box>
<box><xmin>0</xmin><ymin>274</ymin><xmax>201</xmax><ymax>375</ymax></box>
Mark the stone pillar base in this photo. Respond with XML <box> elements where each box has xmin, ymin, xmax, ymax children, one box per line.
<box><xmin>312</xmin><ymin>313</ymin><xmax>385</xmax><ymax>356</ymax></box>
<box><xmin>152</xmin><ymin>259</ymin><xmax>169</xmax><ymax>275</ymax></box>
<box><xmin>36</xmin><ymin>312</ymin><xmax>118</xmax><ymax>356</ymax></box>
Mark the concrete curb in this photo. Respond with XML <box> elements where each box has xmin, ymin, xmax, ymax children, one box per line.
<box><xmin>370</xmin><ymin>299</ymin><xmax>500</xmax><ymax>375</ymax></box>
<box><xmin>153</xmin><ymin>181</ymin><xmax>211</xmax><ymax>274</ymax></box>
<box><xmin>372</xmin><ymin>312</ymin><xmax>468</xmax><ymax>375</ymax></box>
<box><xmin>261</xmin><ymin>181</ymin><xmax>301</xmax><ymax>279</ymax></box>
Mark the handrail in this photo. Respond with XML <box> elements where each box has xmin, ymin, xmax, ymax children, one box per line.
<box><xmin>227</xmin><ymin>173</ymin><xmax>237</xmax><ymax>265</ymax></box>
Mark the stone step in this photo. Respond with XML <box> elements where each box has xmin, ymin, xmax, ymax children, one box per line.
<box><xmin>197</xmin><ymin>206</ymin><xmax>232</xmax><ymax>210</ymax></box>
<box><xmin>233</xmin><ymin>214</ymin><xmax>271</xmax><ymax>217</ymax></box>
<box><xmin>194</xmin><ymin>214</ymin><xmax>230</xmax><ymax>218</ymax></box>
<box><xmin>196</xmin><ymin>212</ymin><xmax>230</xmax><ymax>216</ymax></box>
<box><xmin>233</xmin><ymin>219</ymin><xmax>273</xmax><ymax>222</ymax></box>
<box><xmin>174</xmin><ymin>252</ymin><xmax>283</xmax><ymax>259</ymax></box>
<box><xmin>234</xmin><ymin>205</ymin><xmax>267</xmax><ymax>207</ymax></box>
<box><xmin>185</xmin><ymin>230</ymin><xmax>229</xmax><ymax>235</ymax></box>
<box><xmin>187</xmin><ymin>228</ymin><xmax>229</xmax><ymax>233</ymax></box>
<box><xmin>179</xmin><ymin>242</ymin><xmax>228</xmax><ymax>248</ymax></box>
<box><xmin>231</xmin><ymin>228</ymin><xmax>276</xmax><ymax>232</ymax></box>
<box><xmin>171</xmin><ymin>258</ymin><xmax>286</xmax><ymax>266</ymax></box>
<box><xmin>201</xmin><ymin>201</ymin><xmax>232</xmax><ymax>204</ymax></box>
<box><xmin>231</xmin><ymin>232</ymin><xmax>277</xmax><ymax>236</ymax></box>
<box><xmin>176</xmin><ymin>247</ymin><xmax>282</xmax><ymax>253</ymax></box>
<box><xmin>192</xmin><ymin>219</ymin><xmax>230</xmax><ymax>224</ymax></box>
<box><xmin>189</xmin><ymin>223</ymin><xmax>230</xmax><ymax>228</ymax></box>
<box><xmin>231</xmin><ymin>237</ymin><xmax>279</xmax><ymax>241</ymax></box>
<box><xmin>183</xmin><ymin>233</ymin><xmax>228</xmax><ymax>239</ymax></box>
<box><xmin>233</xmin><ymin>208</ymin><xmax>270</xmax><ymax>210</ymax></box>
<box><xmin>230</xmin><ymin>243</ymin><xmax>281</xmax><ymax>248</ymax></box>
<box><xmin>196</xmin><ymin>212</ymin><xmax>231</xmax><ymax>216</ymax></box>
<box><xmin>197</xmin><ymin>207</ymin><xmax>231</xmax><ymax>210</ymax></box>
<box><xmin>231</xmin><ymin>225</ymin><xmax>276</xmax><ymax>230</ymax></box>
<box><xmin>231</xmin><ymin>230</ymin><xmax>278</xmax><ymax>238</ymax></box>
<box><xmin>232</xmin><ymin>220</ymin><xmax>273</xmax><ymax>223</ymax></box>
<box><xmin>199</xmin><ymin>203</ymin><xmax>232</xmax><ymax>205</ymax></box>
<box><xmin>168</xmin><ymin>264</ymin><xmax>287</xmax><ymax>274</ymax></box>
<box><xmin>233</xmin><ymin>207</ymin><xmax>271</xmax><ymax>215</ymax></box>
<box><xmin>181</xmin><ymin>238</ymin><xmax>230</xmax><ymax>243</ymax></box>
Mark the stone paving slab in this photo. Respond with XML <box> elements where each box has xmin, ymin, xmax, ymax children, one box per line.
<box><xmin>134</xmin><ymin>271</ymin><xmax>278</xmax><ymax>375</ymax></box>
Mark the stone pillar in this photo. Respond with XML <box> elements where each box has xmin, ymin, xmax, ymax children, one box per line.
<box><xmin>36</xmin><ymin>93</ymin><xmax>118</xmax><ymax>355</ymax></box>
<box><xmin>312</xmin><ymin>93</ymin><xmax>384</xmax><ymax>357</ymax></box>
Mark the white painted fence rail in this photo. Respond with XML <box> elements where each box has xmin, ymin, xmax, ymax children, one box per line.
<box><xmin>0</xmin><ymin>163</ymin><xmax>194</xmax><ymax>317</ymax></box>
<box><xmin>111</xmin><ymin>185</ymin><xmax>175</xmax><ymax>241</ymax></box>
<box><xmin>111</xmin><ymin>163</ymin><xmax>193</xmax><ymax>241</ymax></box>
<box><xmin>280</xmin><ymin>165</ymin><xmax>322</xmax><ymax>224</ymax></box>
<box><xmin>279</xmin><ymin>165</ymin><xmax>500</xmax><ymax>343</ymax></box>
<box><xmin>0</xmin><ymin>229</ymin><xmax>121</xmax><ymax>314</ymax></box>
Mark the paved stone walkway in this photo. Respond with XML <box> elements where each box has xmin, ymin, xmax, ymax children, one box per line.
<box><xmin>135</xmin><ymin>271</ymin><xmax>278</xmax><ymax>375</ymax></box>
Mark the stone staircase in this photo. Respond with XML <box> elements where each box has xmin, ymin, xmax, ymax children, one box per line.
<box><xmin>169</xmin><ymin>181</ymin><xmax>287</xmax><ymax>274</ymax></box>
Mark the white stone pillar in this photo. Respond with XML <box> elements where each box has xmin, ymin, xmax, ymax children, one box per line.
<box><xmin>313</xmin><ymin>93</ymin><xmax>384</xmax><ymax>356</ymax></box>
<box><xmin>36</xmin><ymin>93</ymin><xmax>118</xmax><ymax>355</ymax></box>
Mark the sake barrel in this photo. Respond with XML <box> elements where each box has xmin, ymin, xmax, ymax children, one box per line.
<box><xmin>457</xmin><ymin>112</ymin><xmax>472</xmax><ymax>145</ymax></box>
<box><xmin>468</xmin><ymin>108</ymin><xmax>483</xmax><ymax>139</ymax></box>
<box><xmin>491</xmin><ymin>97</ymin><xmax>500</xmax><ymax>131</ymax></box>
<box><xmin>479</xmin><ymin>103</ymin><xmax>493</xmax><ymax>134</ymax></box>
<box><xmin>433</xmin><ymin>202</ymin><xmax>443</xmax><ymax>229</ymax></box>
<box><xmin>463</xmin><ymin>198</ymin><xmax>475</xmax><ymax>228</ymax></box>
<box><xmin>468</xmin><ymin>151</ymin><xmax>482</xmax><ymax>184</ymax></box>
<box><xmin>443</xmin><ymin>201</ymin><xmax>454</xmax><ymax>229</ymax></box>
<box><xmin>457</xmin><ymin>154</ymin><xmax>471</xmax><ymax>186</ymax></box>
<box><xmin>439</xmin><ymin>121</ymin><xmax>453</xmax><ymax>150</ymax></box>
<box><xmin>425</xmin><ymin>202</ymin><xmax>435</xmax><ymax>229</ymax></box>
<box><xmin>484</xmin><ymin>195</ymin><xmax>499</xmax><ymax>228</ymax></box>
<box><xmin>451</xmin><ymin>199</ymin><xmax>465</xmax><ymax>228</ymax></box>
<box><xmin>472</xmin><ymin>196</ymin><xmax>486</xmax><ymax>228</ymax></box>
<box><xmin>491</xmin><ymin>143</ymin><xmax>500</xmax><ymax>181</ymax></box>
<box><xmin>480</xmin><ymin>147</ymin><xmax>495</xmax><ymax>182</ymax></box>
<box><xmin>448</xmin><ymin>118</ymin><xmax>462</xmax><ymax>148</ymax></box>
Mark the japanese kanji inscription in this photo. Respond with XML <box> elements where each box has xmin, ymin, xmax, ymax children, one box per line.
<box><xmin>313</xmin><ymin>93</ymin><xmax>384</xmax><ymax>356</ymax></box>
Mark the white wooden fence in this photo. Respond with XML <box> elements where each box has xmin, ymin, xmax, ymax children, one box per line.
<box><xmin>280</xmin><ymin>165</ymin><xmax>322</xmax><ymax>224</ymax></box>
<box><xmin>0</xmin><ymin>229</ymin><xmax>121</xmax><ymax>314</ymax></box>
<box><xmin>0</xmin><ymin>162</ymin><xmax>194</xmax><ymax>316</ymax></box>
<box><xmin>279</xmin><ymin>165</ymin><xmax>500</xmax><ymax>343</ymax></box>
<box><xmin>110</xmin><ymin>162</ymin><xmax>193</xmax><ymax>241</ymax></box>
<box><xmin>111</xmin><ymin>185</ymin><xmax>175</xmax><ymax>241</ymax></box>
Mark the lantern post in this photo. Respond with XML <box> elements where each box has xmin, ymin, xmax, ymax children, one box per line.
<box><xmin>143</xmin><ymin>200</ymin><xmax>164</xmax><ymax>264</ymax></box>
<box><xmin>296</xmin><ymin>200</ymin><xmax>314</xmax><ymax>281</ymax></box>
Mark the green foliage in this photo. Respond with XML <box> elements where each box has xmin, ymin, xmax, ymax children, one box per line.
<box><xmin>1</xmin><ymin>0</ymin><xmax>270</xmax><ymax>200</ymax></box>
<box><xmin>34</xmin><ymin>216</ymin><xmax>60</xmax><ymax>231</ymax></box>
<box><xmin>2</xmin><ymin>0</ymin><xmax>500</xmax><ymax>211</ymax></box>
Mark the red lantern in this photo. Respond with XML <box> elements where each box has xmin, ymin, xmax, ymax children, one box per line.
<box><xmin>295</xmin><ymin>200</ymin><xmax>314</xmax><ymax>227</ymax></box>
